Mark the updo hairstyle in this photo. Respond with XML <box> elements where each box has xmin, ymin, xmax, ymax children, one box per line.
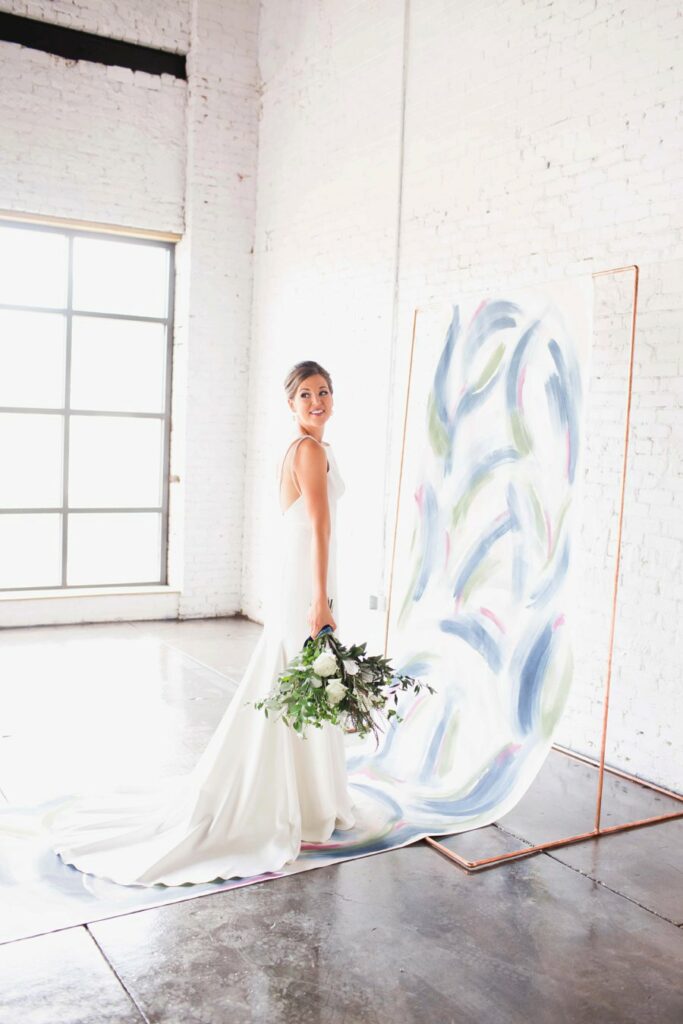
<box><xmin>284</xmin><ymin>360</ymin><xmax>334</xmax><ymax>401</ymax></box>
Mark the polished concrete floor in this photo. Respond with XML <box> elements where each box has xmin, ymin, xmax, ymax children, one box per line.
<box><xmin>1</xmin><ymin>616</ymin><xmax>682</xmax><ymax>1024</ymax></box>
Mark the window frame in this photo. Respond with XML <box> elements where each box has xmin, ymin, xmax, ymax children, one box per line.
<box><xmin>0</xmin><ymin>217</ymin><xmax>176</xmax><ymax>592</ymax></box>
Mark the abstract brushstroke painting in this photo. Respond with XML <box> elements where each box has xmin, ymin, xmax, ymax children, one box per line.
<box><xmin>347</xmin><ymin>277</ymin><xmax>593</xmax><ymax>835</ymax></box>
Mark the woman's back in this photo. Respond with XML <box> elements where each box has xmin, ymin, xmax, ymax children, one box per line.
<box><xmin>276</xmin><ymin>435</ymin><xmax>345</xmax><ymax>661</ymax></box>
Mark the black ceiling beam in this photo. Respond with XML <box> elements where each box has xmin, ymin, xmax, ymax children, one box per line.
<box><xmin>0</xmin><ymin>12</ymin><xmax>186</xmax><ymax>79</ymax></box>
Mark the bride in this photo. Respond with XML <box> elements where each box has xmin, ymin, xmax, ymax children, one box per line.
<box><xmin>41</xmin><ymin>359</ymin><xmax>357</xmax><ymax>887</ymax></box>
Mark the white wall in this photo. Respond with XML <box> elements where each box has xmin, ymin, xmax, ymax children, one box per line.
<box><xmin>244</xmin><ymin>0</ymin><xmax>682</xmax><ymax>791</ymax></box>
<box><xmin>0</xmin><ymin>0</ymin><xmax>260</xmax><ymax>625</ymax></box>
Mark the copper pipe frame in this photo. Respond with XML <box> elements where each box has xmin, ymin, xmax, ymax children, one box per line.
<box><xmin>426</xmin><ymin>743</ymin><xmax>683</xmax><ymax>872</ymax></box>
<box><xmin>393</xmin><ymin>267</ymin><xmax>683</xmax><ymax>872</ymax></box>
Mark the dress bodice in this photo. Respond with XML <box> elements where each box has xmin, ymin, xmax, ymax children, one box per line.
<box><xmin>271</xmin><ymin>435</ymin><xmax>346</xmax><ymax>655</ymax></box>
<box><xmin>279</xmin><ymin>437</ymin><xmax>346</xmax><ymax>526</ymax></box>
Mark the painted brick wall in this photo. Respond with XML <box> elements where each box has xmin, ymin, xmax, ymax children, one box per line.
<box><xmin>176</xmin><ymin>0</ymin><xmax>260</xmax><ymax>619</ymax></box>
<box><xmin>3</xmin><ymin>1</ymin><xmax>191</xmax><ymax>50</ymax></box>
<box><xmin>245</xmin><ymin>0</ymin><xmax>682</xmax><ymax>791</ymax></box>
<box><xmin>0</xmin><ymin>0</ymin><xmax>259</xmax><ymax>624</ymax></box>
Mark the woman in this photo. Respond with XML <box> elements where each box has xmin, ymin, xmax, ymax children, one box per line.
<box><xmin>40</xmin><ymin>360</ymin><xmax>356</xmax><ymax>887</ymax></box>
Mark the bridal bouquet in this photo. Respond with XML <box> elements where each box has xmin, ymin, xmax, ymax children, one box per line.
<box><xmin>249</xmin><ymin>625</ymin><xmax>436</xmax><ymax>741</ymax></box>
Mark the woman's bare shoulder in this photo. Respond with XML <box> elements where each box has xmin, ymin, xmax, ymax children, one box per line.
<box><xmin>291</xmin><ymin>436</ymin><xmax>328</xmax><ymax>480</ymax></box>
<box><xmin>293</xmin><ymin>436</ymin><xmax>327</xmax><ymax>461</ymax></box>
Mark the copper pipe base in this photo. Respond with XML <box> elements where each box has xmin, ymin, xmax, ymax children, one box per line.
<box><xmin>424</xmin><ymin>743</ymin><xmax>683</xmax><ymax>873</ymax></box>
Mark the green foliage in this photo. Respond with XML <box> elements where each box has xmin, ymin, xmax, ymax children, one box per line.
<box><xmin>246</xmin><ymin>631</ymin><xmax>436</xmax><ymax>741</ymax></box>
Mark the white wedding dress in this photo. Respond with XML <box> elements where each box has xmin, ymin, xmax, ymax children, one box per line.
<box><xmin>39</xmin><ymin>435</ymin><xmax>356</xmax><ymax>887</ymax></box>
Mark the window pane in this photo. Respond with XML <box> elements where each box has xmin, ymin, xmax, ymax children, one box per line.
<box><xmin>0</xmin><ymin>413</ymin><xmax>64</xmax><ymax>507</ymax></box>
<box><xmin>0</xmin><ymin>513</ymin><xmax>62</xmax><ymax>588</ymax></box>
<box><xmin>0</xmin><ymin>310</ymin><xmax>66</xmax><ymax>408</ymax></box>
<box><xmin>67</xmin><ymin>512</ymin><xmax>161</xmax><ymax>585</ymax></box>
<box><xmin>68</xmin><ymin>415</ymin><xmax>164</xmax><ymax>508</ymax></box>
<box><xmin>0</xmin><ymin>226</ymin><xmax>68</xmax><ymax>308</ymax></box>
<box><xmin>72</xmin><ymin>237</ymin><xmax>169</xmax><ymax>318</ymax></box>
<box><xmin>70</xmin><ymin>316</ymin><xmax>167</xmax><ymax>413</ymax></box>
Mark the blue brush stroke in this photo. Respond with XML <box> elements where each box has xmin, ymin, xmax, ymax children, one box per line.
<box><xmin>440</xmin><ymin>615</ymin><xmax>502</xmax><ymax>672</ymax></box>
<box><xmin>545</xmin><ymin>374</ymin><xmax>565</xmax><ymax>434</ymax></box>
<box><xmin>419</xmin><ymin>741</ymin><xmax>527</xmax><ymax>817</ymax></box>
<box><xmin>393</xmin><ymin>657</ymin><xmax>432</xmax><ymax>678</ymax></box>
<box><xmin>505</xmin><ymin>481</ymin><xmax>523</xmax><ymax>533</ymax></box>
<box><xmin>547</xmin><ymin>338</ymin><xmax>580</xmax><ymax>483</ymax></box>
<box><xmin>452</xmin><ymin>513</ymin><xmax>514</xmax><ymax>599</ymax></box>
<box><xmin>463</xmin><ymin>300</ymin><xmax>521</xmax><ymax>362</ymax></box>
<box><xmin>527</xmin><ymin>537</ymin><xmax>569</xmax><ymax>607</ymax></box>
<box><xmin>432</xmin><ymin>305</ymin><xmax>460</xmax><ymax>433</ymax></box>
<box><xmin>505</xmin><ymin>319</ymin><xmax>539</xmax><ymax>414</ymax></box>
<box><xmin>446</xmin><ymin>303</ymin><xmax>522</xmax><ymax>463</ymax></box>
<box><xmin>413</xmin><ymin>481</ymin><xmax>439</xmax><ymax>602</ymax></box>
<box><xmin>450</xmin><ymin>370</ymin><xmax>500</xmax><ymax>450</ymax></box>
<box><xmin>516</xmin><ymin>621</ymin><xmax>555</xmax><ymax>734</ymax></box>
<box><xmin>417</xmin><ymin>692</ymin><xmax>455</xmax><ymax>784</ymax></box>
<box><xmin>506</xmin><ymin>480</ymin><xmax>525</xmax><ymax>599</ymax></box>
<box><xmin>464</xmin><ymin>446</ymin><xmax>521</xmax><ymax>496</ymax></box>
<box><xmin>511</xmin><ymin>540</ymin><xmax>525</xmax><ymax>601</ymax></box>
<box><xmin>431</xmin><ymin>302</ymin><xmax>523</xmax><ymax>474</ymax></box>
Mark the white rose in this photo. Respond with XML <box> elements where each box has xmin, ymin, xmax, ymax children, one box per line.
<box><xmin>342</xmin><ymin>659</ymin><xmax>360</xmax><ymax>676</ymax></box>
<box><xmin>312</xmin><ymin>652</ymin><xmax>338</xmax><ymax>678</ymax></box>
<box><xmin>325</xmin><ymin>679</ymin><xmax>348</xmax><ymax>706</ymax></box>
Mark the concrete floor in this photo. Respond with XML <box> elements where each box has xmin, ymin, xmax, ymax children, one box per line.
<box><xmin>1</xmin><ymin>616</ymin><xmax>682</xmax><ymax>1024</ymax></box>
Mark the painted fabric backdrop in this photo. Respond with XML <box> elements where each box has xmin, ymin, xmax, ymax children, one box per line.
<box><xmin>346</xmin><ymin>278</ymin><xmax>593</xmax><ymax>837</ymax></box>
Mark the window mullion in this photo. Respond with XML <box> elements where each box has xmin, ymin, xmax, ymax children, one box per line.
<box><xmin>61</xmin><ymin>235</ymin><xmax>74</xmax><ymax>587</ymax></box>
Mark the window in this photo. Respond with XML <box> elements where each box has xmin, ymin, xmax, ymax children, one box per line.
<box><xmin>0</xmin><ymin>220</ymin><xmax>174</xmax><ymax>591</ymax></box>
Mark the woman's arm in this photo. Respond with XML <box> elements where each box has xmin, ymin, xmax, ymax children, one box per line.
<box><xmin>292</xmin><ymin>439</ymin><xmax>336</xmax><ymax>635</ymax></box>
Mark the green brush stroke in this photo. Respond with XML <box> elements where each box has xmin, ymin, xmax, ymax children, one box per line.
<box><xmin>451</xmin><ymin>472</ymin><xmax>492</xmax><ymax>533</ymax></box>
<box><xmin>473</xmin><ymin>342</ymin><xmax>505</xmax><ymax>393</ymax></box>
<box><xmin>427</xmin><ymin>391</ymin><xmax>450</xmax><ymax>457</ymax></box>
<box><xmin>510</xmin><ymin>408</ymin><xmax>533</xmax><ymax>456</ymax></box>
<box><xmin>540</xmin><ymin>645</ymin><xmax>573</xmax><ymax>739</ymax></box>
<box><xmin>437</xmin><ymin>710</ymin><xmax>460</xmax><ymax>778</ymax></box>
<box><xmin>460</xmin><ymin>553</ymin><xmax>501</xmax><ymax>604</ymax></box>
<box><xmin>527</xmin><ymin>483</ymin><xmax>547</xmax><ymax>547</ymax></box>
<box><xmin>542</xmin><ymin>494</ymin><xmax>571</xmax><ymax>571</ymax></box>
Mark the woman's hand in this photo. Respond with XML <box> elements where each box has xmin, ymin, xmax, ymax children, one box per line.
<box><xmin>308</xmin><ymin>595</ymin><xmax>337</xmax><ymax>639</ymax></box>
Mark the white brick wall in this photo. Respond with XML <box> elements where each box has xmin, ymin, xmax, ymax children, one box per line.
<box><xmin>175</xmin><ymin>0</ymin><xmax>259</xmax><ymax>619</ymax></box>
<box><xmin>0</xmin><ymin>9</ymin><xmax>187</xmax><ymax>232</ymax></box>
<box><xmin>0</xmin><ymin>0</ymin><xmax>260</xmax><ymax>624</ymax></box>
<box><xmin>3</xmin><ymin>1</ymin><xmax>191</xmax><ymax>51</ymax></box>
<box><xmin>245</xmin><ymin>0</ymin><xmax>682</xmax><ymax>791</ymax></box>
